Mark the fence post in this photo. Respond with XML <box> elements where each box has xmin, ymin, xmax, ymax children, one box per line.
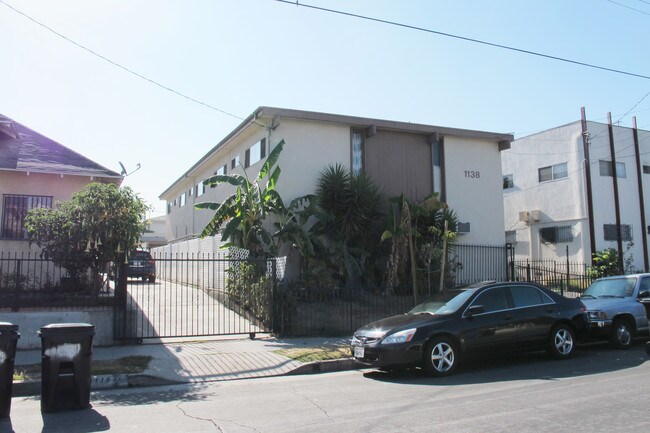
<box><xmin>113</xmin><ymin>261</ymin><xmax>128</xmax><ymax>340</ymax></box>
<box><xmin>526</xmin><ymin>260</ymin><xmax>531</xmax><ymax>282</ymax></box>
<box><xmin>271</xmin><ymin>258</ymin><xmax>278</xmax><ymax>335</ymax></box>
<box><xmin>566</xmin><ymin>245</ymin><xmax>570</xmax><ymax>293</ymax></box>
<box><xmin>506</xmin><ymin>243</ymin><xmax>514</xmax><ymax>281</ymax></box>
<box><xmin>12</xmin><ymin>259</ymin><xmax>21</xmax><ymax>312</ymax></box>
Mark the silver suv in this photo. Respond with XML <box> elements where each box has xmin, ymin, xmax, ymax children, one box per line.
<box><xmin>581</xmin><ymin>274</ymin><xmax>650</xmax><ymax>349</ymax></box>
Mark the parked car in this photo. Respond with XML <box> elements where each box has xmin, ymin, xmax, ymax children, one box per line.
<box><xmin>127</xmin><ymin>250</ymin><xmax>156</xmax><ymax>283</ymax></box>
<box><xmin>580</xmin><ymin>274</ymin><xmax>650</xmax><ymax>349</ymax></box>
<box><xmin>350</xmin><ymin>281</ymin><xmax>588</xmax><ymax>376</ymax></box>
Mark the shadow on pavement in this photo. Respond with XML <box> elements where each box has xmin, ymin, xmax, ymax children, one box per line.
<box><xmin>41</xmin><ymin>408</ymin><xmax>110</xmax><ymax>433</ymax></box>
<box><xmin>93</xmin><ymin>384</ymin><xmax>212</xmax><ymax>407</ymax></box>
<box><xmin>362</xmin><ymin>341</ymin><xmax>650</xmax><ymax>386</ymax></box>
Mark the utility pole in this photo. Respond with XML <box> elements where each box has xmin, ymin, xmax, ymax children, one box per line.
<box><xmin>607</xmin><ymin>113</ymin><xmax>624</xmax><ymax>271</ymax></box>
<box><xmin>581</xmin><ymin>107</ymin><xmax>596</xmax><ymax>265</ymax></box>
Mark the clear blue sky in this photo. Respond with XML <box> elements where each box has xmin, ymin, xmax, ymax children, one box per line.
<box><xmin>1</xmin><ymin>0</ymin><xmax>649</xmax><ymax>217</ymax></box>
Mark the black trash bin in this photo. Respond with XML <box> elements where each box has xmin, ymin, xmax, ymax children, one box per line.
<box><xmin>0</xmin><ymin>322</ymin><xmax>19</xmax><ymax>419</ymax></box>
<box><xmin>38</xmin><ymin>323</ymin><xmax>94</xmax><ymax>412</ymax></box>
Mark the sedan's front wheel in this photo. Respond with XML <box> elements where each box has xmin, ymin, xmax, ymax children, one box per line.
<box><xmin>547</xmin><ymin>324</ymin><xmax>575</xmax><ymax>359</ymax></box>
<box><xmin>423</xmin><ymin>337</ymin><xmax>459</xmax><ymax>377</ymax></box>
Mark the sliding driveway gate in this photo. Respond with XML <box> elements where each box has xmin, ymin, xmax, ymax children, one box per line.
<box><xmin>113</xmin><ymin>253</ymin><xmax>277</xmax><ymax>341</ymax></box>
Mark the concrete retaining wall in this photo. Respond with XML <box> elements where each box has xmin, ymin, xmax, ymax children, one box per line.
<box><xmin>3</xmin><ymin>309</ymin><xmax>114</xmax><ymax>349</ymax></box>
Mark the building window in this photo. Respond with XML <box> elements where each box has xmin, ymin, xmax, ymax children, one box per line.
<box><xmin>188</xmin><ymin>187</ymin><xmax>193</xmax><ymax>197</ymax></box>
<box><xmin>197</xmin><ymin>181</ymin><xmax>205</xmax><ymax>197</ymax></box>
<box><xmin>503</xmin><ymin>174</ymin><xmax>514</xmax><ymax>189</ymax></box>
<box><xmin>351</xmin><ymin>130</ymin><xmax>364</xmax><ymax>175</ymax></box>
<box><xmin>604</xmin><ymin>224</ymin><xmax>632</xmax><ymax>242</ymax></box>
<box><xmin>167</xmin><ymin>203</ymin><xmax>172</xmax><ymax>214</ymax></box>
<box><xmin>180</xmin><ymin>193</ymin><xmax>186</xmax><ymax>207</ymax></box>
<box><xmin>599</xmin><ymin>160</ymin><xmax>626</xmax><ymax>178</ymax></box>
<box><xmin>215</xmin><ymin>164</ymin><xmax>227</xmax><ymax>176</ymax></box>
<box><xmin>231</xmin><ymin>155</ymin><xmax>240</xmax><ymax>169</ymax></box>
<box><xmin>1</xmin><ymin>194</ymin><xmax>53</xmax><ymax>239</ymax></box>
<box><xmin>505</xmin><ymin>230</ymin><xmax>517</xmax><ymax>244</ymax></box>
<box><xmin>539</xmin><ymin>226</ymin><xmax>573</xmax><ymax>244</ymax></box>
<box><xmin>245</xmin><ymin>138</ymin><xmax>266</xmax><ymax>168</ymax></box>
<box><xmin>538</xmin><ymin>162</ymin><xmax>568</xmax><ymax>183</ymax></box>
<box><xmin>643</xmin><ymin>165</ymin><xmax>650</xmax><ymax>174</ymax></box>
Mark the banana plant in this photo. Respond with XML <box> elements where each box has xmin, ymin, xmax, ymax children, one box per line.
<box><xmin>196</xmin><ymin>140</ymin><xmax>285</xmax><ymax>257</ymax></box>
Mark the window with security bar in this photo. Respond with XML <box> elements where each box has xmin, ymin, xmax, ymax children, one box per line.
<box><xmin>1</xmin><ymin>194</ymin><xmax>53</xmax><ymax>239</ymax></box>
<box><xmin>603</xmin><ymin>224</ymin><xmax>632</xmax><ymax>242</ymax></box>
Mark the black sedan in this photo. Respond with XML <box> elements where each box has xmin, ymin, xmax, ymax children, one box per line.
<box><xmin>351</xmin><ymin>281</ymin><xmax>588</xmax><ymax>376</ymax></box>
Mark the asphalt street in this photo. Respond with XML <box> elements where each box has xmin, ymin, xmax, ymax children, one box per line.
<box><xmin>4</xmin><ymin>342</ymin><xmax>650</xmax><ymax>433</ymax></box>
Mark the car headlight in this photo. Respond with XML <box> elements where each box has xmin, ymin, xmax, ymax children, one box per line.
<box><xmin>381</xmin><ymin>328</ymin><xmax>417</xmax><ymax>345</ymax></box>
<box><xmin>587</xmin><ymin>311</ymin><xmax>608</xmax><ymax>320</ymax></box>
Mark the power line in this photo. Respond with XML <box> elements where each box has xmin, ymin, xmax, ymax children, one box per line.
<box><xmin>275</xmin><ymin>0</ymin><xmax>650</xmax><ymax>80</ymax></box>
<box><xmin>615</xmin><ymin>91</ymin><xmax>650</xmax><ymax>123</ymax></box>
<box><xmin>606</xmin><ymin>0</ymin><xmax>650</xmax><ymax>16</ymax></box>
<box><xmin>0</xmin><ymin>0</ymin><xmax>265</xmax><ymax>126</ymax></box>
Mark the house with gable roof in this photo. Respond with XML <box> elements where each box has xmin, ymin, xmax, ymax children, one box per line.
<box><xmin>0</xmin><ymin>113</ymin><xmax>123</xmax><ymax>254</ymax></box>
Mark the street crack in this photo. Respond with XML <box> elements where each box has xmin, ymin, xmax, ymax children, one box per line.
<box><xmin>177</xmin><ymin>401</ymin><xmax>224</xmax><ymax>432</ymax></box>
<box><xmin>291</xmin><ymin>385</ymin><xmax>331</xmax><ymax>420</ymax></box>
<box><xmin>176</xmin><ymin>401</ymin><xmax>261</xmax><ymax>433</ymax></box>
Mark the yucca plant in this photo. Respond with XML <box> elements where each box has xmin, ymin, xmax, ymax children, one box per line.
<box><xmin>311</xmin><ymin>164</ymin><xmax>383</xmax><ymax>288</ymax></box>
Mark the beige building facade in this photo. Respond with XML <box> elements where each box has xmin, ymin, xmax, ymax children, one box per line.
<box><xmin>161</xmin><ymin>107</ymin><xmax>513</xmax><ymax>246</ymax></box>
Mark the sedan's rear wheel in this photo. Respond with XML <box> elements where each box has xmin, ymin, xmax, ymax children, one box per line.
<box><xmin>547</xmin><ymin>324</ymin><xmax>575</xmax><ymax>359</ymax></box>
<box><xmin>610</xmin><ymin>318</ymin><xmax>633</xmax><ymax>350</ymax></box>
<box><xmin>423</xmin><ymin>337</ymin><xmax>459</xmax><ymax>377</ymax></box>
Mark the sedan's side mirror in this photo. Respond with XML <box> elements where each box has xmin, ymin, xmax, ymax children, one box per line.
<box><xmin>638</xmin><ymin>290</ymin><xmax>650</xmax><ymax>299</ymax></box>
<box><xmin>466</xmin><ymin>305</ymin><xmax>485</xmax><ymax>318</ymax></box>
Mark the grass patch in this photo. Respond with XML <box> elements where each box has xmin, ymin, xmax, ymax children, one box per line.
<box><xmin>12</xmin><ymin>355</ymin><xmax>152</xmax><ymax>381</ymax></box>
<box><xmin>274</xmin><ymin>346</ymin><xmax>350</xmax><ymax>363</ymax></box>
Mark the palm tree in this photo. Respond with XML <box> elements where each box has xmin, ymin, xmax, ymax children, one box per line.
<box><xmin>382</xmin><ymin>193</ymin><xmax>458</xmax><ymax>301</ymax></box>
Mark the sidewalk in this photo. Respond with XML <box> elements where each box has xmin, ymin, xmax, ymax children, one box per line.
<box><xmin>12</xmin><ymin>335</ymin><xmax>358</xmax><ymax>396</ymax></box>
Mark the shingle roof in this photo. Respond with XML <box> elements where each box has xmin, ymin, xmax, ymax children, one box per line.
<box><xmin>0</xmin><ymin>113</ymin><xmax>121</xmax><ymax>178</ymax></box>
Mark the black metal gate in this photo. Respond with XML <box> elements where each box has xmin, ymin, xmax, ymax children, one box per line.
<box><xmin>113</xmin><ymin>253</ymin><xmax>276</xmax><ymax>341</ymax></box>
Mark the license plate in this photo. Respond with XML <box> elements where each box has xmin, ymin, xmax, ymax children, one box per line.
<box><xmin>133</xmin><ymin>261</ymin><xmax>142</xmax><ymax>267</ymax></box>
<box><xmin>354</xmin><ymin>346</ymin><xmax>365</xmax><ymax>358</ymax></box>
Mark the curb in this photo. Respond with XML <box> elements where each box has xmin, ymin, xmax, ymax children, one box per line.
<box><xmin>287</xmin><ymin>357</ymin><xmax>363</xmax><ymax>375</ymax></box>
<box><xmin>12</xmin><ymin>358</ymin><xmax>361</xmax><ymax>397</ymax></box>
<box><xmin>13</xmin><ymin>374</ymin><xmax>182</xmax><ymax>397</ymax></box>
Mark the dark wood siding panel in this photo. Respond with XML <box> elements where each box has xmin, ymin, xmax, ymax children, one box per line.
<box><xmin>364</xmin><ymin>130</ymin><xmax>432</xmax><ymax>201</ymax></box>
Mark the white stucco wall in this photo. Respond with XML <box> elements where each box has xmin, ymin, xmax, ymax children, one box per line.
<box><xmin>444</xmin><ymin>136</ymin><xmax>506</xmax><ymax>245</ymax></box>
<box><xmin>503</xmin><ymin>120</ymin><xmax>650</xmax><ymax>270</ymax></box>
<box><xmin>4</xmin><ymin>309</ymin><xmax>113</xmax><ymax>349</ymax></box>
<box><xmin>502</xmin><ymin>122</ymin><xmax>587</xmax><ymax>262</ymax></box>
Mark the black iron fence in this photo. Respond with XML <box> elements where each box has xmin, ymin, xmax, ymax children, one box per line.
<box><xmin>0</xmin><ymin>252</ymin><xmax>113</xmax><ymax>311</ymax></box>
<box><xmin>2</xmin><ymin>245</ymin><xmax>601</xmax><ymax>337</ymax></box>
<box><xmin>510</xmin><ymin>259</ymin><xmax>593</xmax><ymax>298</ymax></box>
<box><xmin>448</xmin><ymin>243</ymin><xmax>511</xmax><ymax>285</ymax></box>
<box><xmin>113</xmin><ymin>253</ymin><xmax>280</xmax><ymax>340</ymax></box>
<box><xmin>275</xmin><ymin>287</ymin><xmax>414</xmax><ymax>336</ymax></box>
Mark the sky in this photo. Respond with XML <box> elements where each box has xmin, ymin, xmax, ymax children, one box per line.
<box><xmin>1</xmin><ymin>0</ymin><xmax>649</xmax><ymax>217</ymax></box>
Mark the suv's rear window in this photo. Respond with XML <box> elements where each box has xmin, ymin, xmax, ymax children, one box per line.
<box><xmin>132</xmin><ymin>251</ymin><xmax>152</xmax><ymax>260</ymax></box>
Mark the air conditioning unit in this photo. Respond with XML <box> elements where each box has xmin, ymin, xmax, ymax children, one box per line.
<box><xmin>519</xmin><ymin>211</ymin><xmax>530</xmax><ymax>223</ymax></box>
<box><xmin>530</xmin><ymin>209</ymin><xmax>541</xmax><ymax>222</ymax></box>
<box><xmin>457</xmin><ymin>222</ymin><xmax>470</xmax><ymax>234</ymax></box>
